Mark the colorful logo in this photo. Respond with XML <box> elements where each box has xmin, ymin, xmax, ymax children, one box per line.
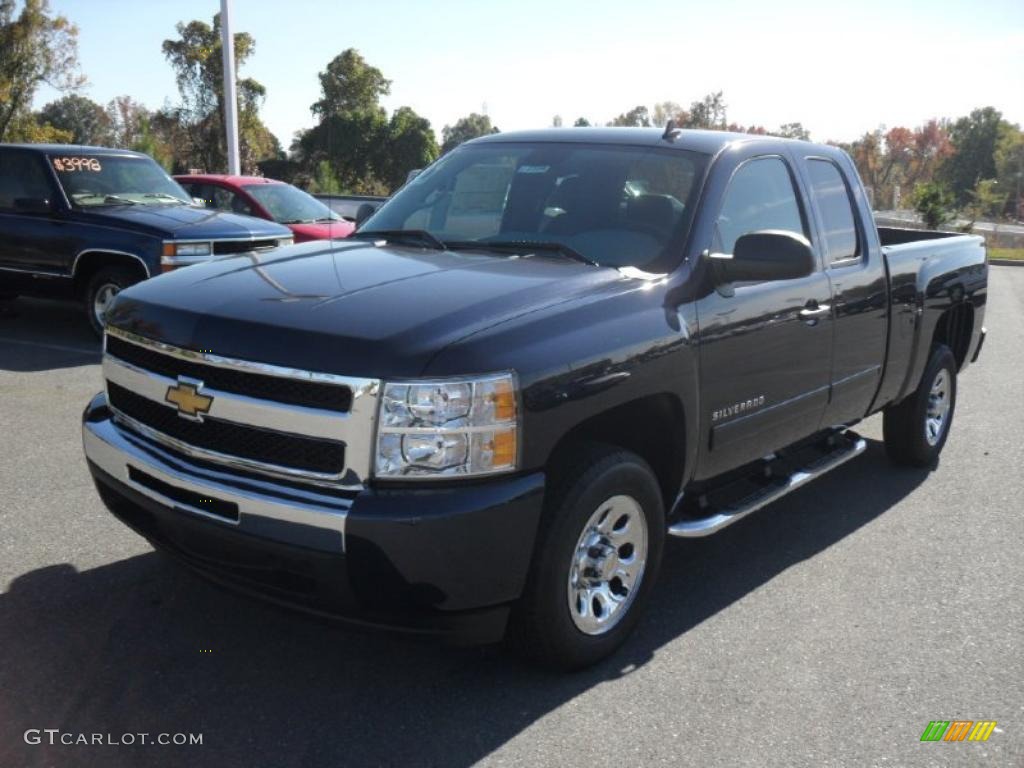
<box><xmin>920</xmin><ymin>721</ymin><xmax>997</xmax><ymax>742</ymax></box>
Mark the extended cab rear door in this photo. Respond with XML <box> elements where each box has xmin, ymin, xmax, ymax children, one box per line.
<box><xmin>793</xmin><ymin>151</ymin><xmax>888</xmax><ymax>427</ymax></box>
<box><xmin>693</xmin><ymin>147</ymin><xmax>834</xmax><ymax>480</ymax></box>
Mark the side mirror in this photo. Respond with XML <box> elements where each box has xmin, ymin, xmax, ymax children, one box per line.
<box><xmin>710</xmin><ymin>230</ymin><xmax>815</xmax><ymax>283</ymax></box>
<box><xmin>354</xmin><ymin>202</ymin><xmax>376</xmax><ymax>228</ymax></box>
<box><xmin>405</xmin><ymin>169</ymin><xmax>422</xmax><ymax>185</ymax></box>
<box><xmin>192</xmin><ymin>197</ymin><xmax>207</xmax><ymax>207</ymax></box>
<box><xmin>14</xmin><ymin>197</ymin><xmax>52</xmax><ymax>214</ymax></box>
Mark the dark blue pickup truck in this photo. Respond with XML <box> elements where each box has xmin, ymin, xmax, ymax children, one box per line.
<box><xmin>0</xmin><ymin>144</ymin><xmax>293</xmax><ymax>335</ymax></box>
<box><xmin>83</xmin><ymin>128</ymin><xmax>987</xmax><ymax>669</ymax></box>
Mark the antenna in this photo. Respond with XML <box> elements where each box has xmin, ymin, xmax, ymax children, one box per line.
<box><xmin>662</xmin><ymin>119</ymin><xmax>681</xmax><ymax>141</ymax></box>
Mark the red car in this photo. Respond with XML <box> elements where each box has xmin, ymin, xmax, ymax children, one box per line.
<box><xmin>174</xmin><ymin>175</ymin><xmax>355</xmax><ymax>242</ymax></box>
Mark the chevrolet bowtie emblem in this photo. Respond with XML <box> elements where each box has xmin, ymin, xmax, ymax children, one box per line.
<box><xmin>165</xmin><ymin>378</ymin><xmax>213</xmax><ymax>420</ymax></box>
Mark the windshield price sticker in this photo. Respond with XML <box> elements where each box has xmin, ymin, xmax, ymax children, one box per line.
<box><xmin>52</xmin><ymin>157</ymin><xmax>102</xmax><ymax>172</ymax></box>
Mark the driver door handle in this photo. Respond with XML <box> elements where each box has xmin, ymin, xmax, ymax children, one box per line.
<box><xmin>799</xmin><ymin>301</ymin><xmax>831</xmax><ymax>323</ymax></box>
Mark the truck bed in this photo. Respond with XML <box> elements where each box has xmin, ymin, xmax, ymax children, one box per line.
<box><xmin>872</xmin><ymin>226</ymin><xmax>987</xmax><ymax>411</ymax></box>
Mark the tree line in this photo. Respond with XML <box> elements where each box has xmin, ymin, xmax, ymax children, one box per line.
<box><xmin>573</xmin><ymin>93</ymin><xmax>1023</xmax><ymax>224</ymax></box>
<box><xmin>1</xmin><ymin>0</ymin><xmax>1021</xmax><ymax>216</ymax></box>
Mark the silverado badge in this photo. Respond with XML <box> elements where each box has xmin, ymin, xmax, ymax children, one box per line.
<box><xmin>165</xmin><ymin>378</ymin><xmax>213</xmax><ymax>420</ymax></box>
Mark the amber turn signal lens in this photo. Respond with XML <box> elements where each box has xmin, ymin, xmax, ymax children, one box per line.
<box><xmin>491</xmin><ymin>429</ymin><xmax>517</xmax><ymax>467</ymax></box>
<box><xmin>491</xmin><ymin>380</ymin><xmax>517</xmax><ymax>422</ymax></box>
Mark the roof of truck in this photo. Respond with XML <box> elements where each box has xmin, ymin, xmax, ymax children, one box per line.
<box><xmin>468</xmin><ymin>127</ymin><xmax>807</xmax><ymax>155</ymax></box>
<box><xmin>0</xmin><ymin>143</ymin><xmax>148</xmax><ymax>156</ymax></box>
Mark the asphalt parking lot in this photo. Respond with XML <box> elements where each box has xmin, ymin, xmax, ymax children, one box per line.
<box><xmin>1</xmin><ymin>268</ymin><xmax>1021</xmax><ymax>768</ymax></box>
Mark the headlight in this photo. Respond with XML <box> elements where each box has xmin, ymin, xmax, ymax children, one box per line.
<box><xmin>375</xmin><ymin>373</ymin><xmax>518</xmax><ymax>479</ymax></box>
<box><xmin>161</xmin><ymin>241</ymin><xmax>213</xmax><ymax>272</ymax></box>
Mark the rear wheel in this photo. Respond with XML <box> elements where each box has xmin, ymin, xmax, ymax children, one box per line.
<box><xmin>508</xmin><ymin>444</ymin><xmax>665</xmax><ymax>670</ymax></box>
<box><xmin>883</xmin><ymin>344</ymin><xmax>957</xmax><ymax>467</ymax></box>
<box><xmin>85</xmin><ymin>266</ymin><xmax>142</xmax><ymax>337</ymax></box>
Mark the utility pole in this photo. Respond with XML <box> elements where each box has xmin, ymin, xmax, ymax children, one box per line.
<box><xmin>220</xmin><ymin>0</ymin><xmax>240</xmax><ymax>175</ymax></box>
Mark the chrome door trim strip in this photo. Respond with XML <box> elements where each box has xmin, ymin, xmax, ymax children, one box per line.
<box><xmin>831</xmin><ymin>365</ymin><xmax>881</xmax><ymax>388</ymax></box>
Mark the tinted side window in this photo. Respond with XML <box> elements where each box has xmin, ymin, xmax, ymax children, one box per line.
<box><xmin>716</xmin><ymin>157</ymin><xmax>805</xmax><ymax>254</ymax></box>
<box><xmin>806</xmin><ymin>159</ymin><xmax>859</xmax><ymax>264</ymax></box>
<box><xmin>0</xmin><ymin>151</ymin><xmax>54</xmax><ymax>210</ymax></box>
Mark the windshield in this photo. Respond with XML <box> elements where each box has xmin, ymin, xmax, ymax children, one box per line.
<box><xmin>244</xmin><ymin>183</ymin><xmax>339</xmax><ymax>224</ymax></box>
<box><xmin>362</xmin><ymin>141</ymin><xmax>708</xmax><ymax>271</ymax></box>
<box><xmin>49</xmin><ymin>153</ymin><xmax>191</xmax><ymax>207</ymax></box>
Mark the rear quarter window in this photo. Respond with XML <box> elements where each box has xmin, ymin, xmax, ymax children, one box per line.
<box><xmin>806</xmin><ymin>159</ymin><xmax>860</xmax><ymax>264</ymax></box>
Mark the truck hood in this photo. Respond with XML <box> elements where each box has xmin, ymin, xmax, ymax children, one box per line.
<box><xmin>107</xmin><ymin>239</ymin><xmax>622</xmax><ymax>378</ymax></box>
<box><xmin>76</xmin><ymin>203</ymin><xmax>292</xmax><ymax>239</ymax></box>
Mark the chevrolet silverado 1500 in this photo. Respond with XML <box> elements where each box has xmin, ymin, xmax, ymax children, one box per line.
<box><xmin>82</xmin><ymin>128</ymin><xmax>987</xmax><ymax>669</ymax></box>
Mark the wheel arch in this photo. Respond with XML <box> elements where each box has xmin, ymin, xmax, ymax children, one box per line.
<box><xmin>544</xmin><ymin>393</ymin><xmax>687</xmax><ymax>510</ymax></box>
<box><xmin>930</xmin><ymin>301</ymin><xmax>974</xmax><ymax>371</ymax></box>
<box><xmin>72</xmin><ymin>250</ymin><xmax>151</xmax><ymax>296</ymax></box>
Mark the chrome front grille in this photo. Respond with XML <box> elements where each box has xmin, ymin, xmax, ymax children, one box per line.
<box><xmin>102</xmin><ymin>327</ymin><xmax>380</xmax><ymax>489</ymax></box>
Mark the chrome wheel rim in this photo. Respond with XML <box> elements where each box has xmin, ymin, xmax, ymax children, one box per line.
<box><xmin>925</xmin><ymin>368</ymin><xmax>951</xmax><ymax>446</ymax></box>
<box><xmin>567</xmin><ymin>494</ymin><xmax>648</xmax><ymax>636</ymax></box>
<box><xmin>93</xmin><ymin>283</ymin><xmax>120</xmax><ymax>327</ymax></box>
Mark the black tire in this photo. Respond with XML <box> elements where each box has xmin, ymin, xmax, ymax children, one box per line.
<box><xmin>508</xmin><ymin>444</ymin><xmax>665</xmax><ymax>670</ymax></box>
<box><xmin>883</xmin><ymin>344</ymin><xmax>957</xmax><ymax>467</ymax></box>
<box><xmin>85</xmin><ymin>265</ymin><xmax>142</xmax><ymax>337</ymax></box>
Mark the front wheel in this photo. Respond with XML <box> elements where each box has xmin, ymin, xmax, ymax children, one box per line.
<box><xmin>508</xmin><ymin>444</ymin><xmax>665</xmax><ymax>670</ymax></box>
<box><xmin>883</xmin><ymin>344</ymin><xmax>958</xmax><ymax>467</ymax></box>
<box><xmin>85</xmin><ymin>266</ymin><xmax>142</xmax><ymax>337</ymax></box>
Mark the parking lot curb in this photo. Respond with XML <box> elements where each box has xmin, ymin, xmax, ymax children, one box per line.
<box><xmin>989</xmin><ymin>259</ymin><xmax>1024</xmax><ymax>267</ymax></box>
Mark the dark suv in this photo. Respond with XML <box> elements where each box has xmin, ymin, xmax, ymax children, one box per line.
<box><xmin>0</xmin><ymin>144</ymin><xmax>293</xmax><ymax>335</ymax></box>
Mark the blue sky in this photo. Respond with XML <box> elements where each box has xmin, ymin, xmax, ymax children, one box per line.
<box><xmin>35</xmin><ymin>0</ymin><xmax>1024</xmax><ymax>147</ymax></box>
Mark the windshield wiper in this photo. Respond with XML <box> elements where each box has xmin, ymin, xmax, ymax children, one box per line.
<box><xmin>143</xmin><ymin>192</ymin><xmax>188</xmax><ymax>204</ymax></box>
<box><xmin>447</xmin><ymin>240</ymin><xmax>599</xmax><ymax>267</ymax></box>
<box><xmin>73</xmin><ymin>193</ymin><xmax>138</xmax><ymax>206</ymax></box>
<box><xmin>351</xmin><ymin>229</ymin><xmax>447</xmax><ymax>250</ymax></box>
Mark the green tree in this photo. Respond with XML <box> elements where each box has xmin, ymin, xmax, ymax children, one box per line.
<box><xmin>940</xmin><ymin>107</ymin><xmax>1006</xmax><ymax>205</ymax></box>
<box><xmin>296</xmin><ymin>110</ymin><xmax>389</xmax><ymax>194</ymax></box>
<box><xmin>912</xmin><ymin>182</ymin><xmax>955</xmax><ymax>230</ymax></box>
<box><xmin>3</xmin><ymin>112</ymin><xmax>71</xmax><ymax>143</ymax></box>
<box><xmin>963</xmin><ymin>178</ymin><xmax>1007</xmax><ymax>225</ymax></box>
<box><xmin>683</xmin><ymin>92</ymin><xmax>727</xmax><ymax>129</ymax></box>
<box><xmin>652</xmin><ymin>101</ymin><xmax>685</xmax><ymax>127</ymax></box>
<box><xmin>162</xmin><ymin>13</ymin><xmax>278</xmax><ymax>173</ymax></box>
<box><xmin>440</xmin><ymin>112</ymin><xmax>498</xmax><ymax>153</ymax></box>
<box><xmin>38</xmin><ymin>94</ymin><xmax>111</xmax><ymax>145</ymax></box>
<box><xmin>379</xmin><ymin>106</ymin><xmax>438</xmax><ymax>190</ymax></box>
<box><xmin>994</xmin><ymin>124</ymin><xmax>1024</xmax><ymax>218</ymax></box>
<box><xmin>298</xmin><ymin>52</ymin><xmax>433</xmax><ymax>194</ymax></box>
<box><xmin>573</xmin><ymin>117</ymin><xmax>591</xmax><ymax>127</ymax></box>
<box><xmin>132</xmin><ymin>115</ymin><xmax>172</xmax><ymax>170</ymax></box>
<box><xmin>312</xmin><ymin>49</ymin><xmax>390</xmax><ymax>119</ymax></box>
<box><xmin>307</xmin><ymin>159</ymin><xmax>342</xmax><ymax>194</ymax></box>
<box><xmin>0</xmin><ymin>0</ymin><xmax>83</xmax><ymax>141</ymax></box>
<box><xmin>775</xmin><ymin>122</ymin><xmax>810</xmax><ymax>140</ymax></box>
<box><xmin>609</xmin><ymin>106</ymin><xmax>650</xmax><ymax>127</ymax></box>
<box><xmin>105</xmin><ymin>95</ymin><xmax>149</xmax><ymax>148</ymax></box>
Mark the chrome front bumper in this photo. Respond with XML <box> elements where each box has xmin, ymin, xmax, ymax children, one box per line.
<box><xmin>82</xmin><ymin>394</ymin><xmax>352</xmax><ymax>552</ymax></box>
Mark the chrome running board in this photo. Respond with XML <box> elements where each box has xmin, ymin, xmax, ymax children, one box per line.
<box><xmin>668</xmin><ymin>431</ymin><xmax>867</xmax><ymax>538</ymax></box>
